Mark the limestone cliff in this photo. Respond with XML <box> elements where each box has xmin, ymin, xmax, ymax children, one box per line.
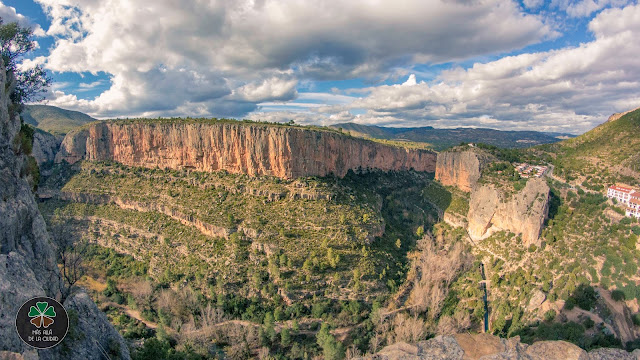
<box><xmin>0</xmin><ymin>59</ymin><xmax>129</xmax><ymax>358</ymax></box>
<box><xmin>361</xmin><ymin>333</ymin><xmax>637</xmax><ymax>359</ymax></box>
<box><xmin>56</xmin><ymin>121</ymin><xmax>436</xmax><ymax>178</ymax></box>
<box><xmin>31</xmin><ymin>130</ymin><xmax>61</xmax><ymax>166</ymax></box>
<box><xmin>435</xmin><ymin>149</ymin><xmax>494</xmax><ymax>192</ymax></box>
<box><xmin>467</xmin><ymin>178</ymin><xmax>550</xmax><ymax>245</ymax></box>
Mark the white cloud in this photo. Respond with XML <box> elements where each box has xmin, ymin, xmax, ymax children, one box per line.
<box><xmin>33</xmin><ymin>0</ymin><xmax>553</xmax><ymax>118</ymax></box>
<box><xmin>523</xmin><ymin>0</ymin><xmax>545</xmax><ymax>9</ymax></box>
<box><xmin>552</xmin><ymin>0</ymin><xmax>632</xmax><ymax>17</ymax></box>
<box><xmin>230</xmin><ymin>77</ymin><xmax>298</xmax><ymax>103</ymax></box>
<box><xmin>0</xmin><ymin>2</ymin><xmax>45</xmax><ymax>36</ymax></box>
<box><xmin>302</xmin><ymin>3</ymin><xmax>640</xmax><ymax>133</ymax></box>
<box><xmin>78</xmin><ymin>80</ymin><xmax>103</xmax><ymax>89</ymax></box>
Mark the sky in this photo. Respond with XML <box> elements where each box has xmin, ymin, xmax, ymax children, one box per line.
<box><xmin>2</xmin><ymin>0</ymin><xmax>640</xmax><ymax>134</ymax></box>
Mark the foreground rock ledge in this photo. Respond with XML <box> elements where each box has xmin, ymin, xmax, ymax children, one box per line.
<box><xmin>360</xmin><ymin>334</ymin><xmax>639</xmax><ymax>360</ymax></box>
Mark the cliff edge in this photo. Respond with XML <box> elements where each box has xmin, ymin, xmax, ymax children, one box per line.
<box><xmin>56</xmin><ymin>121</ymin><xmax>437</xmax><ymax>178</ymax></box>
<box><xmin>435</xmin><ymin>148</ymin><xmax>494</xmax><ymax>192</ymax></box>
<box><xmin>607</xmin><ymin>106</ymin><xmax>640</xmax><ymax>122</ymax></box>
<box><xmin>0</xmin><ymin>60</ymin><xmax>129</xmax><ymax>358</ymax></box>
<box><xmin>467</xmin><ymin>177</ymin><xmax>550</xmax><ymax>245</ymax></box>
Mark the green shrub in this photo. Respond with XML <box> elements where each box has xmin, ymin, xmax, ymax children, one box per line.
<box><xmin>544</xmin><ymin>310</ymin><xmax>556</xmax><ymax>322</ymax></box>
<box><xmin>570</xmin><ymin>284</ymin><xmax>597</xmax><ymax>311</ymax></box>
<box><xmin>611</xmin><ymin>289</ymin><xmax>626</xmax><ymax>302</ymax></box>
<box><xmin>25</xmin><ymin>156</ymin><xmax>39</xmax><ymax>190</ymax></box>
<box><xmin>583</xmin><ymin>317</ymin><xmax>595</xmax><ymax>329</ymax></box>
<box><xmin>15</xmin><ymin>123</ymin><xmax>34</xmax><ymax>155</ymax></box>
<box><xmin>316</xmin><ymin>323</ymin><xmax>345</xmax><ymax>360</ymax></box>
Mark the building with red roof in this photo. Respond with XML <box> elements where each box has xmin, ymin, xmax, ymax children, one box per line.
<box><xmin>608</xmin><ymin>185</ymin><xmax>637</xmax><ymax>205</ymax></box>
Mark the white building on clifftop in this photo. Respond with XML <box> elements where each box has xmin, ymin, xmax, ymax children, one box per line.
<box><xmin>607</xmin><ymin>185</ymin><xmax>640</xmax><ymax>218</ymax></box>
<box><xmin>607</xmin><ymin>185</ymin><xmax>637</xmax><ymax>205</ymax></box>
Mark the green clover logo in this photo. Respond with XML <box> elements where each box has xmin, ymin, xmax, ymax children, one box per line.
<box><xmin>28</xmin><ymin>301</ymin><xmax>56</xmax><ymax>328</ymax></box>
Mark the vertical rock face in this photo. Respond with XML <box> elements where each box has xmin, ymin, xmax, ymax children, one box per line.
<box><xmin>31</xmin><ymin>130</ymin><xmax>61</xmax><ymax>165</ymax></box>
<box><xmin>435</xmin><ymin>149</ymin><xmax>494</xmax><ymax>192</ymax></box>
<box><xmin>56</xmin><ymin>121</ymin><xmax>437</xmax><ymax>178</ymax></box>
<box><xmin>0</xmin><ymin>59</ymin><xmax>129</xmax><ymax>359</ymax></box>
<box><xmin>467</xmin><ymin>178</ymin><xmax>550</xmax><ymax>245</ymax></box>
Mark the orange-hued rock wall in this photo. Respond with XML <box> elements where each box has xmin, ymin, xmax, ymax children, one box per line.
<box><xmin>467</xmin><ymin>178</ymin><xmax>550</xmax><ymax>245</ymax></box>
<box><xmin>56</xmin><ymin>121</ymin><xmax>436</xmax><ymax>178</ymax></box>
<box><xmin>435</xmin><ymin>149</ymin><xmax>494</xmax><ymax>192</ymax></box>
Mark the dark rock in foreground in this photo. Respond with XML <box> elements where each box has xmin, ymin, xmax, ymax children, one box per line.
<box><xmin>361</xmin><ymin>334</ymin><xmax>639</xmax><ymax>360</ymax></box>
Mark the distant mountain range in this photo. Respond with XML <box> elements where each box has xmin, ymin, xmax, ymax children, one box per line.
<box><xmin>21</xmin><ymin>105</ymin><xmax>96</xmax><ymax>135</ymax></box>
<box><xmin>329</xmin><ymin>123</ymin><xmax>574</xmax><ymax>151</ymax></box>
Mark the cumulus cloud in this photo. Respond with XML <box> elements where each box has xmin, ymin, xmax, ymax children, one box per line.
<box><xmin>303</xmin><ymin>3</ymin><xmax>640</xmax><ymax>133</ymax></box>
<box><xmin>523</xmin><ymin>0</ymin><xmax>545</xmax><ymax>9</ymax></box>
<box><xmin>552</xmin><ymin>0</ymin><xmax>632</xmax><ymax>17</ymax></box>
<box><xmin>32</xmin><ymin>0</ymin><xmax>552</xmax><ymax>118</ymax></box>
<box><xmin>0</xmin><ymin>2</ymin><xmax>45</xmax><ymax>36</ymax></box>
<box><xmin>230</xmin><ymin>77</ymin><xmax>298</xmax><ymax>103</ymax></box>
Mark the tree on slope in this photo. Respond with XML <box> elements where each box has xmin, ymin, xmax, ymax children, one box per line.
<box><xmin>0</xmin><ymin>18</ymin><xmax>51</xmax><ymax>109</ymax></box>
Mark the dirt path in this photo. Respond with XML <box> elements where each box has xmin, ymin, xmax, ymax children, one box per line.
<box><xmin>103</xmin><ymin>301</ymin><xmax>164</xmax><ymax>331</ymax></box>
<box><xmin>104</xmin><ymin>300</ymin><xmax>357</xmax><ymax>340</ymax></box>
<box><xmin>564</xmin><ymin>306</ymin><xmax>616</xmax><ymax>335</ymax></box>
<box><xmin>597</xmin><ymin>288</ymin><xmax>637</xmax><ymax>344</ymax></box>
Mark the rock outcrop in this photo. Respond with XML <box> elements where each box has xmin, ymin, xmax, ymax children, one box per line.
<box><xmin>435</xmin><ymin>149</ymin><xmax>494</xmax><ymax>192</ymax></box>
<box><xmin>467</xmin><ymin>178</ymin><xmax>550</xmax><ymax>245</ymax></box>
<box><xmin>0</xmin><ymin>59</ymin><xmax>129</xmax><ymax>359</ymax></box>
<box><xmin>31</xmin><ymin>130</ymin><xmax>61</xmax><ymax>166</ymax></box>
<box><xmin>56</xmin><ymin>121</ymin><xmax>436</xmax><ymax>179</ymax></box>
<box><xmin>362</xmin><ymin>333</ymin><xmax>637</xmax><ymax>360</ymax></box>
<box><xmin>607</xmin><ymin>106</ymin><xmax>640</xmax><ymax>122</ymax></box>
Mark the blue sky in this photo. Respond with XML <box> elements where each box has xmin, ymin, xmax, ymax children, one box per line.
<box><xmin>3</xmin><ymin>0</ymin><xmax>639</xmax><ymax>134</ymax></box>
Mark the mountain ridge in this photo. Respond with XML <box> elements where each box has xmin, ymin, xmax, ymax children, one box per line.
<box><xmin>22</xmin><ymin>104</ymin><xmax>96</xmax><ymax>135</ymax></box>
<box><xmin>330</xmin><ymin>122</ymin><xmax>574</xmax><ymax>151</ymax></box>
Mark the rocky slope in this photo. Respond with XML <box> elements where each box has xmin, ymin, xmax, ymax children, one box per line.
<box><xmin>547</xmin><ymin>106</ymin><xmax>640</xmax><ymax>186</ymax></box>
<box><xmin>56</xmin><ymin>121</ymin><xmax>436</xmax><ymax>178</ymax></box>
<box><xmin>467</xmin><ymin>178</ymin><xmax>550</xmax><ymax>245</ymax></box>
<box><xmin>607</xmin><ymin>106</ymin><xmax>640</xmax><ymax>122</ymax></box>
<box><xmin>31</xmin><ymin>130</ymin><xmax>61</xmax><ymax>165</ymax></box>
<box><xmin>435</xmin><ymin>148</ymin><xmax>494</xmax><ymax>192</ymax></box>
<box><xmin>0</xmin><ymin>60</ymin><xmax>129</xmax><ymax>358</ymax></box>
<box><xmin>22</xmin><ymin>104</ymin><xmax>96</xmax><ymax>135</ymax></box>
<box><xmin>362</xmin><ymin>333</ymin><xmax>637</xmax><ymax>359</ymax></box>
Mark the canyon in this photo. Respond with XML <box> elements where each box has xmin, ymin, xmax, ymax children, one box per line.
<box><xmin>56</xmin><ymin>121</ymin><xmax>437</xmax><ymax>179</ymax></box>
<box><xmin>53</xmin><ymin>121</ymin><xmax>550</xmax><ymax>245</ymax></box>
